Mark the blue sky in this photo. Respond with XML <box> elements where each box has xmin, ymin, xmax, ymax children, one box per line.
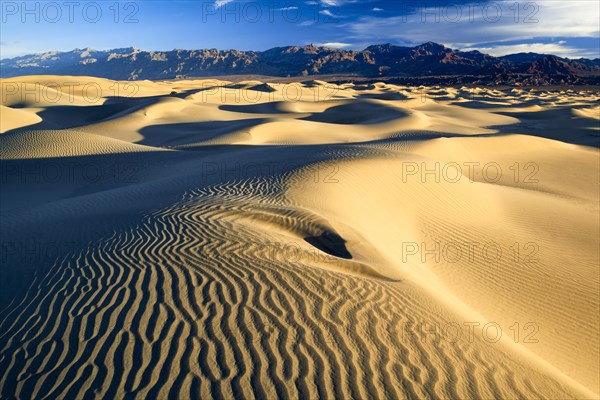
<box><xmin>1</xmin><ymin>0</ymin><xmax>599</xmax><ymax>59</ymax></box>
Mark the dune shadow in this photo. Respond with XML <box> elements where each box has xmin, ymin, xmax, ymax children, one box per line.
<box><xmin>1</xmin><ymin>88</ymin><xmax>208</xmax><ymax>135</ymax></box>
<box><xmin>448</xmin><ymin>100</ymin><xmax>513</xmax><ymax>109</ymax></box>
<box><xmin>137</xmin><ymin>119</ymin><xmax>268</xmax><ymax>147</ymax></box>
<box><xmin>218</xmin><ymin>102</ymin><xmax>292</xmax><ymax>114</ymax></box>
<box><xmin>489</xmin><ymin>107</ymin><xmax>600</xmax><ymax>147</ymax></box>
<box><xmin>355</xmin><ymin>91</ymin><xmax>409</xmax><ymax>101</ymax></box>
<box><xmin>305</xmin><ymin>231</ymin><xmax>352</xmax><ymax>260</ymax></box>
<box><xmin>301</xmin><ymin>101</ymin><xmax>409</xmax><ymax>125</ymax></box>
<box><xmin>225</xmin><ymin>82</ymin><xmax>277</xmax><ymax>93</ymax></box>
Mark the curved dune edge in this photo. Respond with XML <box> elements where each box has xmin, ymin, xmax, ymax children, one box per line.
<box><xmin>285</xmin><ymin>147</ymin><xmax>599</xmax><ymax>398</ymax></box>
<box><xmin>2</xmin><ymin>76</ymin><xmax>597</xmax><ymax>146</ymax></box>
<box><xmin>0</xmin><ymin>76</ymin><xmax>598</xmax><ymax>399</ymax></box>
<box><xmin>0</xmin><ymin>129</ymin><xmax>170</xmax><ymax>160</ymax></box>
<box><xmin>0</xmin><ymin>105</ymin><xmax>42</xmax><ymax>133</ymax></box>
<box><xmin>1</xmin><ymin>174</ymin><xmax>596</xmax><ymax>399</ymax></box>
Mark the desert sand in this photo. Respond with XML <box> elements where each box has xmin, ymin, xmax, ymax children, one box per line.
<box><xmin>0</xmin><ymin>76</ymin><xmax>598</xmax><ymax>399</ymax></box>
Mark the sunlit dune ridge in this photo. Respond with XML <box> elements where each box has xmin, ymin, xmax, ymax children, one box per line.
<box><xmin>0</xmin><ymin>76</ymin><xmax>598</xmax><ymax>399</ymax></box>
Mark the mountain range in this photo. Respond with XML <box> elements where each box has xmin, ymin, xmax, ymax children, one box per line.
<box><xmin>2</xmin><ymin>42</ymin><xmax>599</xmax><ymax>85</ymax></box>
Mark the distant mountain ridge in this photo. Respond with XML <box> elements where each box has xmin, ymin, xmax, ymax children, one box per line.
<box><xmin>2</xmin><ymin>42</ymin><xmax>599</xmax><ymax>85</ymax></box>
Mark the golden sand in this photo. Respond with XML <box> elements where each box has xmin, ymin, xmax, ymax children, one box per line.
<box><xmin>0</xmin><ymin>76</ymin><xmax>598</xmax><ymax>399</ymax></box>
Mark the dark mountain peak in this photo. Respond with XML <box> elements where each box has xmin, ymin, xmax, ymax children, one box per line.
<box><xmin>38</xmin><ymin>50</ymin><xmax>61</xmax><ymax>58</ymax></box>
<box><xmin>77</xmin><ymin>48</ymin><xmax>98</xmax><ymax>57</ymax></box>
<box><xmin>515</xmin><ymin>52</ymin><xmax>545</xmax><ymax>56</ymax></box>
<box><xmin>364</xmin><ymin>44</ymin><xmax>411</xmax><ymax>60</ymax></box>
<box><xmin>109</xmin><ymin>47</ymin><xmax>138</xmax><ymax>54</ymax></box>
<box><xmin>457</xmin><ymin>49</ymin><xmax>498</xmax><ymax>63</ymax></box>
<box><xmin>500</xmin><ymin>52</ymin><xmax>550</xmax><ymax>63</ymax></box>
<box><xmin>2</xmin><ymin>44</ymin><xmax>599</xmax><ymax>85</ymax></box>
<box><xmin>262</xmin><ymin>45</ymin><xmax>321</xmax><ymax>55</ymax></box>
<box><xmin>412</xmin><ymin>42</ymin><xmax>449</xmax><ymax>57</ymax></box>
<box><xmin>573</xmin><ymin>58</ymin><xmax>600</xmax><ymax>70</ymax></box>
<box><xmin>537</xmin><ymin>54</ymin><xmax>562</xmax><ymax>62</ymax></box>
<box><xmin>290</xmin><ymin>44</ymin><xmax>321</xmax><ymax>52</ymax></box>
<box><xmin>110</xmin><ymin>46</ymin><xmax>138</xmax><ymax>54</ymax></box>
<box><xmin>419</xmin><ymin>41</ymin><xmax>447</xmax><ymax>50</ymax></box>
<box><xmin>365</xmin><ymin>43</ymin><xmax>397</xmax><ymax>52</ymax></box>
<box><xmin>527</xmin><ymin>55</ymin><xmax>576</xmax><ymax>75</ymax></box>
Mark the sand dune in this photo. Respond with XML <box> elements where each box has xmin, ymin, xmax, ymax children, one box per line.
<box><xmin>0</xmin><ymin>76</ymin><xmax>598</xmax><ymax>399</ymax></box>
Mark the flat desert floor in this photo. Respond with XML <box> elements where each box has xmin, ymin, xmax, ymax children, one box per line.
<box><xmin>1</xmin><ymin>76</ymin><xmax>599</xmax><ymax>399</ymax></box>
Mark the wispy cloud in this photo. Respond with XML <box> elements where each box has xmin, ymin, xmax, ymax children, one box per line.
<box><xmin>215</xmin><ymin>0</ymin><xmax>234</xmax><ymax>8</ymax></box>
<box><xmin>345</xmin><ymin>0</ymin><xmax>599</xmax><ymax>55</ymax></box>
<box><xmin>319</xmin><ymin>9</ymin><xmax>338</xmax><ymax>18</ymax></box>
<box><xmin>462</xmin><ymin>42</ymin><xmax>598</xmax><ymax>59</ymax></box>
<box><xmin>315</xmin><ymin>42</ymin><xmax>353</xmax><ymax>49</ymax></box>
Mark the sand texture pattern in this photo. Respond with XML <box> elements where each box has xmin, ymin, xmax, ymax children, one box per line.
<box><xmin>1</xmin><ymin>76</ymin><xmax>599</xmax><ymax>399</ymax></box>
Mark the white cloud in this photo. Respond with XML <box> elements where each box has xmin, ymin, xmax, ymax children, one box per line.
<box><xmin>215</xmin><ymin>0</ymin><xmax>234</xmax><ymax>8</ymax></box>
<box><xmin>372</xmin><ymin>8</ymin><xmax>383</xmax><ymax>12</ymax></box>
<box><xmin>345</xmin><ymin>0</ymin><xmax>599</xmax><ymax>56</ymax></box>
<box><xmin>316</xmin><ymin>0</ymin><xmax>375</xmax><ymax>7</ymax></box>
<box><xmin>462</xmin><ymin>42</ymin><xmax>598</xmax><ymax>59</ymax></box>
<box><xmin>315</xmin><ymin>42</ymin><xmax>353</xmax><ymax>48</ymax></box>
<box><xmin>320</xmin><ymin>9</ymin><xmax>337</xmax><ymax>18</ymax></box>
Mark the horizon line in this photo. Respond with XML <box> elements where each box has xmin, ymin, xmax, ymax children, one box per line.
<box><xmin>3</xmin><ymin>42</ymin><xmax>599</xmax><ymax>62</ymax></box>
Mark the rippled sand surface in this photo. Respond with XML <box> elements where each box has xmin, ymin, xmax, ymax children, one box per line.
<box><xmin>1</xmin><ymin>76</ymin><xmax>598</xmax><ymax>399</ymax></box>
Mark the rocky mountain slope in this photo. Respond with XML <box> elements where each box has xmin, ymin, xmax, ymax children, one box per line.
<box><xmin>2</xmin><ymin>42</ymin><xmax>599</xmax><ymax>84</ymax></box>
